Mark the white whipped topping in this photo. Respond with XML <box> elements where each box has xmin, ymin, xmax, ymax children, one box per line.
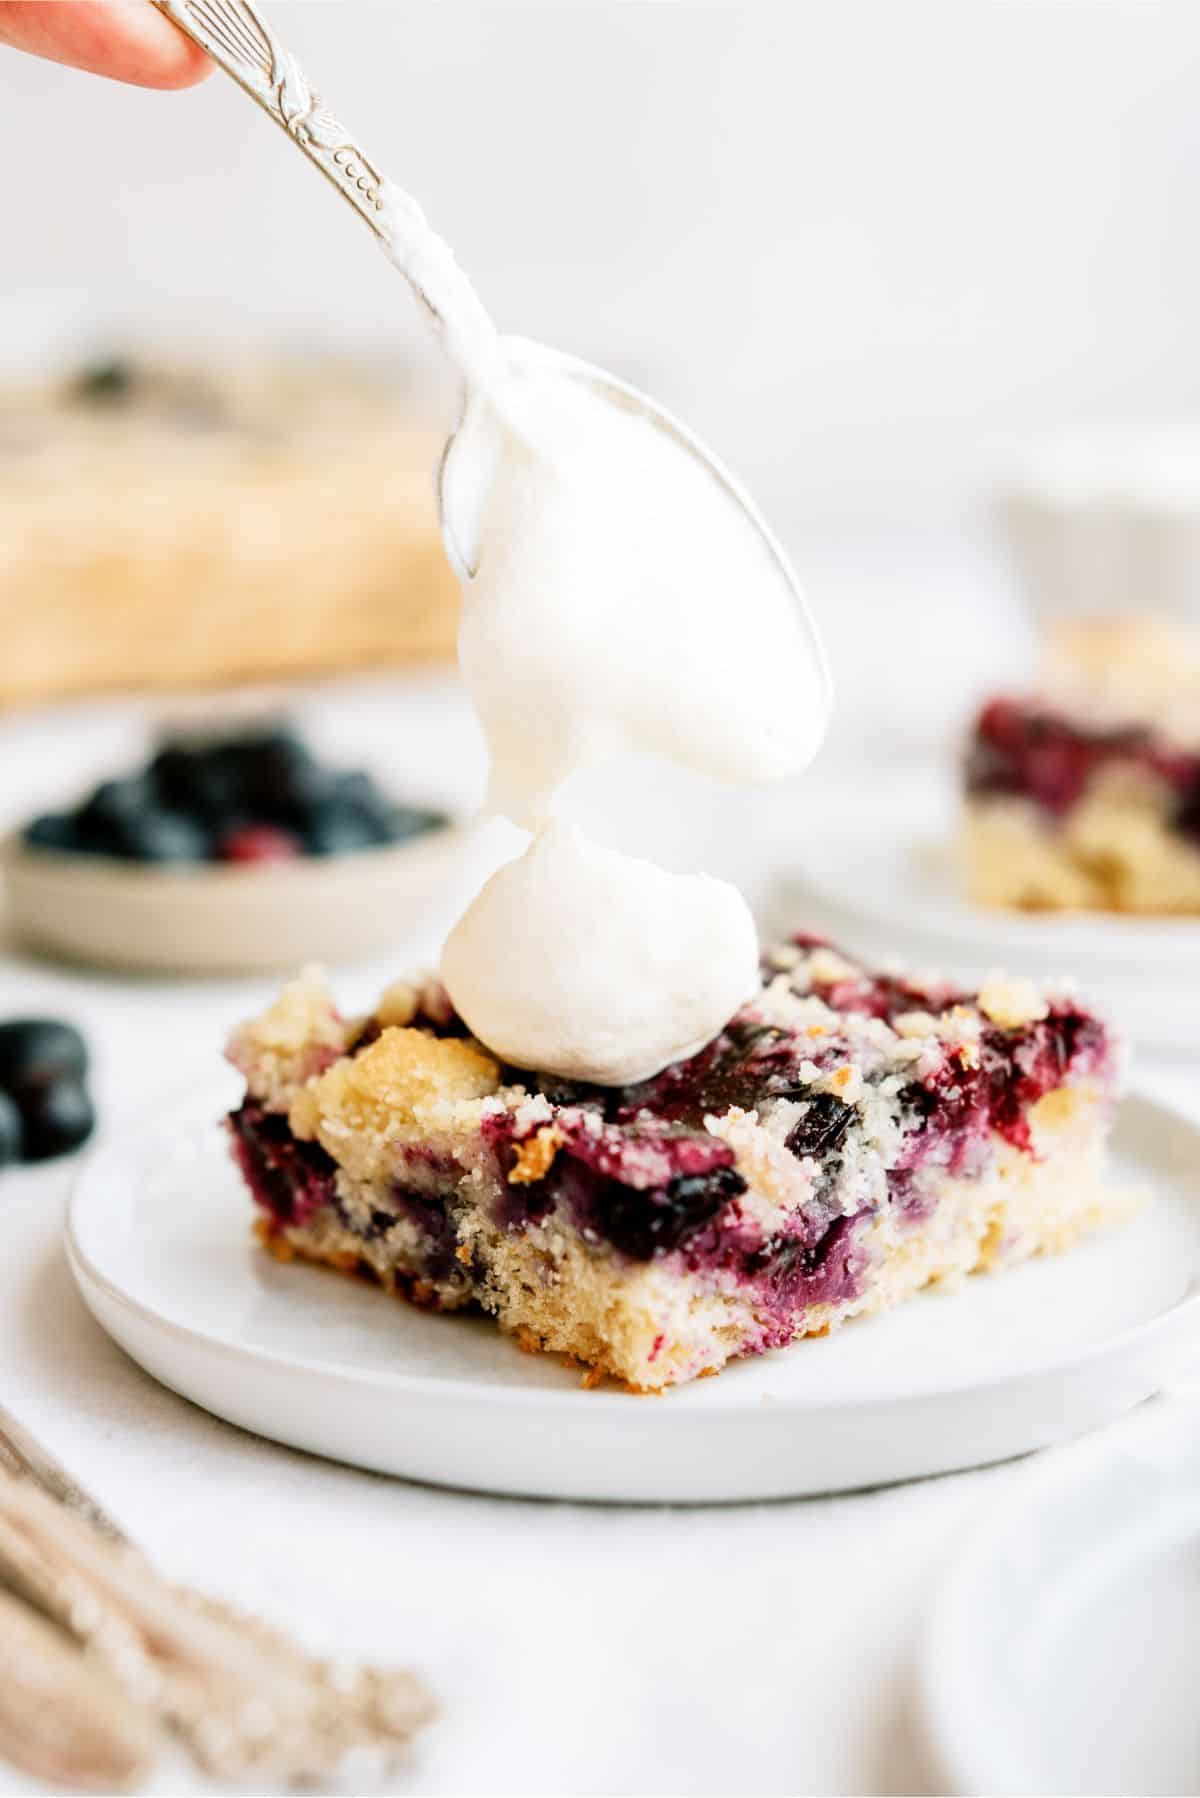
<box><xmin>441</xmin><ymin>340</ymin><xmax>830</xmax><ymax>830</ymax></box>
<box><xmin>441</xmin><ymin>821</ymin><xmax>760</xmax><ymax>1085</ymax></box>
<box><xmin>428</xmin><ymin>322</ymin><xmax>829</xmax><ymax>1080</ymax></box>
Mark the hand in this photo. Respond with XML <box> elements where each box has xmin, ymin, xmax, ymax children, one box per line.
<box><xmin>0</xmin><ymin>0</ymin><xmax>210</xmax><ymax>88</ymax></box>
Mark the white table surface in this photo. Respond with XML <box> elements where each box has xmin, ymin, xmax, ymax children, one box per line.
<box><xmin>2</xmin><ymin>537</ymin><xmax>1197</xmax><ymax>1797</ymax></box>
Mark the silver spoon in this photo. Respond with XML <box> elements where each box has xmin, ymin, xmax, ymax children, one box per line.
<box><xmin>147</xmin><ymin>0</ymin><xmax>829</xmax><ymax>691</ymax></box>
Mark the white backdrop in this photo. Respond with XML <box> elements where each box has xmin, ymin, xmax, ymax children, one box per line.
<box><xmin>3</xmin><ymin>0</ymin><xmax>1200</xmax><ymax>527</ymax></box>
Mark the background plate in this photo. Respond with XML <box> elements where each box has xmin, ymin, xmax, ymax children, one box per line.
<box><xmin>67</xmin><ymin>1079</ymin><xmax>1200</xmax><ymax>1504</ymax></box>
<box><xmin>920</xmin><ymin>1400</ymin><xmax>1200</xmax><ymax>1795</ymax></box>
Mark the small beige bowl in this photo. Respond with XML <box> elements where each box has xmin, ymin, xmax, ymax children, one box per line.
<box><xmin>1</xmin><ymin>825</ymin><xmax>466</xmax><ymax>974</ymax></box>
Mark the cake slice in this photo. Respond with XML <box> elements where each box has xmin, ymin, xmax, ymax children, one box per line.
<box><xmin>963</xmin><ymin>696</ymin><xmax>1200</xmax><ymax>913</ymax></box>
<box><xmin>963</xmin><ymin>618</ymin><xmax>1200</xmax><ymax>914</ymax></box>
<box><xmin>225</xmin><ymin>939</ymin><xmax>1122</xmax><ymax>1391</ymax></box>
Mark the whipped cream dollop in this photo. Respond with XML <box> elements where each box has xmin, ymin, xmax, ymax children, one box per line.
<box><xmin>441</xmin><ymin>821</ymin><xmax>760</xmax><ymax>1085</ymax></box>
<box><xmin>441</xmin><ymin>340</ymin><xmax>830</xmax><ymax>830</ymax></box>
<box><xmin>433</xmin><ymin>335</ymin><xmax>829</xmax><ymax>1082</ymax></box>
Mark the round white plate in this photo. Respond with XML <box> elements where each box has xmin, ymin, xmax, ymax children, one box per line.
<box><xmin>775</xmin><ymin>776</ymin><xmax>1200</xmax><ymax>1053</ymax></box>
<box><xmin>920</xmin><ymin>1399</ymin><xmax>1200</xmax><ymax>1795</ymax></box>
<box><xmin>67</xmin><ymin>1079</ymin><xmax>1200</xmax><ymax>1504</ymax></box>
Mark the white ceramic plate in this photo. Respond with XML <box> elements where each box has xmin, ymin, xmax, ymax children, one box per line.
<box><xmin>67</xmin><ymin>1078</ymin><xmax>1200</xmax><ymax>1504</ymax></box>
<box><xmin>920</xmin><ymin>1399</ymin><xmax>1200</xmax><ymax>1795</ymax></box>
<box><xmin>2</xmin><ymin>825</ymin><xmax>467</xmax><ymax>974</ymax></box>
<box><xmin>774</xmin><ymin>776</ymin><xmax>1200</xmax><ymax>1053</ymax></box>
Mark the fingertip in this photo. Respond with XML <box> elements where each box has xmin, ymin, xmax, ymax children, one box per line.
<box><xmin>0</xmin><ymin>1</ymin><xmax>212</xmax><ymax>90</ymax></box>
<box><xmin>135</xmin><ymin>32</ymin><xmax>212</xmax><ymax>90</ymax></box>
<box><xmin>89</xmin><ymin>2</ymin><xmax>214</xmax><ymax>90</ymax></box>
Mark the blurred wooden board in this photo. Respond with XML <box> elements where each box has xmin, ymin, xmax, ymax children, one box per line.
<box><xmin>0</xmin><ymin>357</ymin><xmax>459</xmax><ymax>705</ymax></box>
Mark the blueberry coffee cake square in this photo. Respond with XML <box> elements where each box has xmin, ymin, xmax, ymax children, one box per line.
<box><xmin>963</xmin><ymin>618</ymin><xmax>1200</xmax><ymax>914</ymax></box>
<box><xmin>224</xmin><ymin>935</ymin><xmax>1122</xmax><ymax>1391</ymax></box>
<box><xmin>963</xmin><ymin>694</ymin><xmax>1200</xmax><ymax>913</ymax></box>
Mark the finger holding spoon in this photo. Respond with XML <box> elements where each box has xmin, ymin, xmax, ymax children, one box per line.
<box><xmin>0</xmin><ymin>0</ymin><xmax>210</xmax><ymax>88</ymax></box>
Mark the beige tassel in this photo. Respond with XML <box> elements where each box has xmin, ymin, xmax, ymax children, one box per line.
<box><xmin>0</xmin><ymin>1468</ymin><xmax>435</xmax><ymax>1782</ymax></box>
<box><xmin>0</xmin><ymin>1588</ymin><xmax>158</xmax><ymax>1790</ymax></box>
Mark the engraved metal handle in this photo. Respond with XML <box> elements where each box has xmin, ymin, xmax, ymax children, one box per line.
<box><xmin>147</xmin><ymin>0</ymin><xmax>501</xmax><ymax>384</ymax></box>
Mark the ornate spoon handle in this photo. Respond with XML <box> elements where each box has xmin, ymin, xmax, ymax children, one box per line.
<box><xmin>147</xmin><ymin>0</ymin><xmax>501</xmax><ymax>383</ymax></box>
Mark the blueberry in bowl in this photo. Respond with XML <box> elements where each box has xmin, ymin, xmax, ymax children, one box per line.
<box><xmin>24</xmin><ymin>724</ymin><xmax>445</xmax><ymax>867</ymax></box>
<box><xmin>5</xmin><ymin>723</ymin><xmax>461</xmax><ymax>974</ymax></box>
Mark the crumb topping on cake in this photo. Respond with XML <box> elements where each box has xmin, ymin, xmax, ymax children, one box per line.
<box><xmin>372</xmin><ymin>980</ymin><xmax>421</xmax><ymax>1030</ymax></box>
<box><xmin>977</xmin><ymin>976</ymin><xmax>1050</xmax><ymax>1030</ymax></box>
<box><xmin>225</xmin><ymin>966</ymin><xmax>347</xmax><ymax>1111</ymax></box>
<box><xmin>507</xmin><ymin>1125</ymin><xmax>563</xmax><ymax>1185</ymax></box>
<box><xmin>289</xmin><ymin>1026</ymin><xmax>499</xmax><ymax>1182</ymax></box>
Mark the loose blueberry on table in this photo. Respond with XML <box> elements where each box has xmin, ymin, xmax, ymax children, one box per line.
<box><xmin>23</xmin><ymin>725</ymin><xmax>446</xmax><ymax>866</ymax></box>
<box><xmin>0</xmin><ymin>1019</ymin><xmax>94</xmax><ymax>1165</ymax></box>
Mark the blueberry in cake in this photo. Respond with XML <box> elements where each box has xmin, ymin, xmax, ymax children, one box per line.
<box><xmin>964</xmin><ymin>696</ymin><xmax>1200</xmax><ymax>913</ymax></box>
<box><xmin>24</xmin><ymin>725</ymin><xmax>445</xmax><ymax>867</ymax></box>
<box><xmin>226</xmin><ymin>936</ymin><xmax>1121</xmax><ymax>1391</ymax></box>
